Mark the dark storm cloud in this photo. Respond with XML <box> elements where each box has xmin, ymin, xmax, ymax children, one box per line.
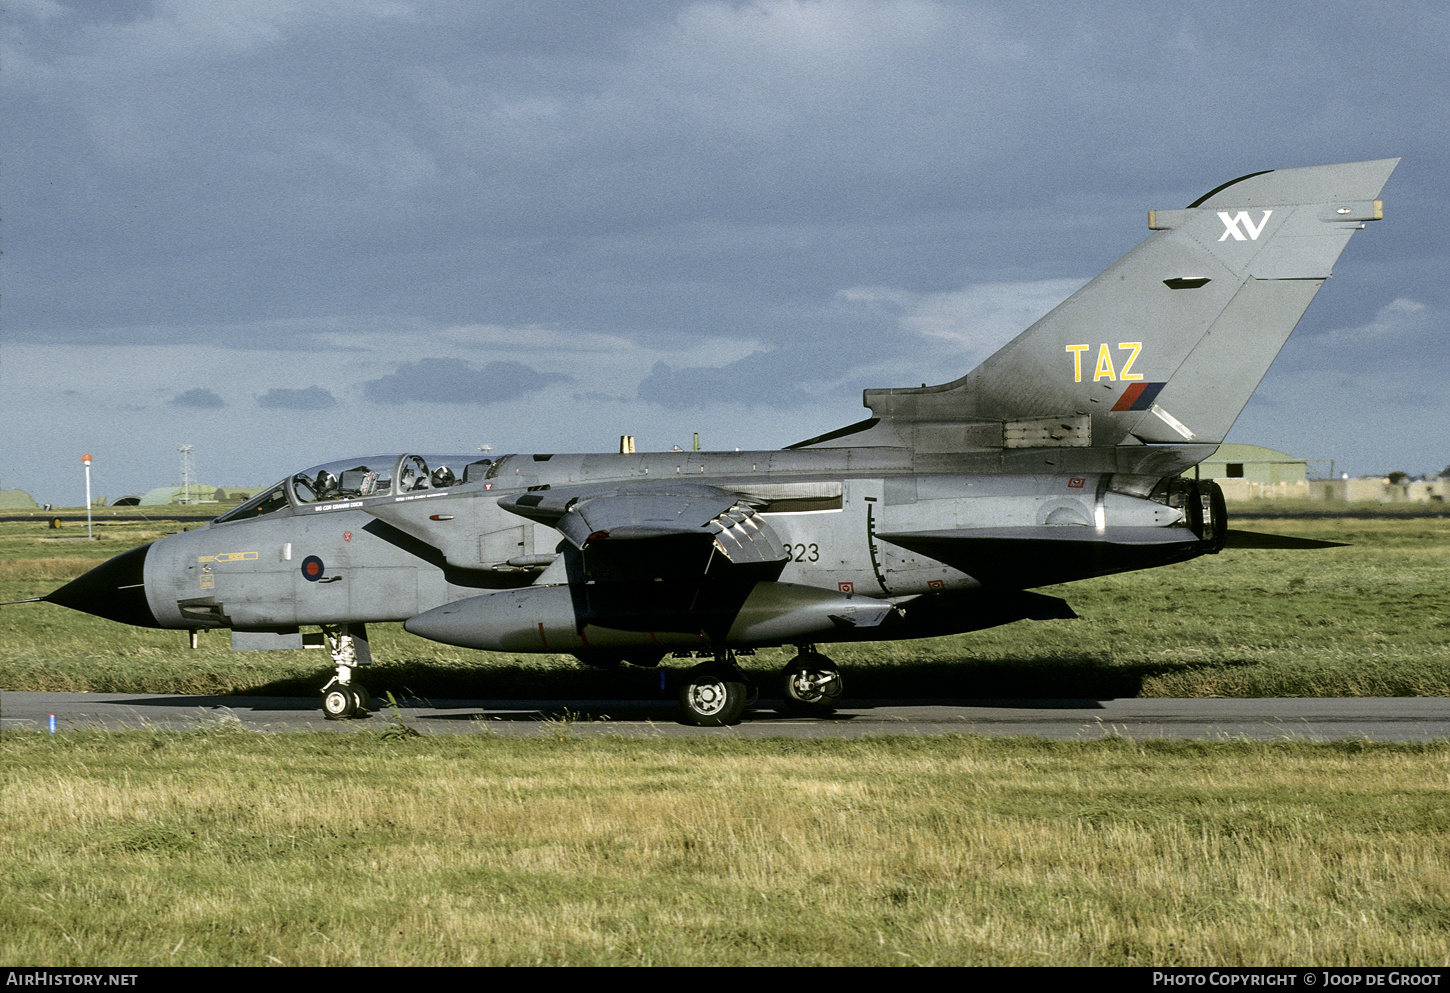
<box><xmin>635</xmin><ymin>292</ymin><xmax>939</xmax><ymax>411</ymax></box>
<box><xmin>257</xmin><ymin>386</ymin><xmax>338</xmax><ymax>410</ymax></box>
<box><xmin>170</xmin><ymin>388</ymin><xmax>225</xmax><ymax>409</ymax></box>
<box><xmin>3</xmin><ymin>1</ymin><xmax>1448</xmax><ymax>500</ymax></box>
<box><xmin>362</xmin><ymin>359</ymin><xmax>568</xmax><ymax>405</ymax></box>
<box><xmin>637</xmin><ymin>355</ymin><xmax>788</xmax><ymax>410</ymax></box>
<box><xmin>9</xmin><ymin>0</ymin><xmax>1443</xmax><ymax>345</ymax></box>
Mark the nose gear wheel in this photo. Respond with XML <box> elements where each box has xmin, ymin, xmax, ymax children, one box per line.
<box><xmin>318</xmin><ymin>624</ymin><xmax>372</xmax><ymax>720</ymax></box>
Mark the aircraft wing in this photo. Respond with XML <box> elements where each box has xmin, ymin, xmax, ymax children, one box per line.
<box><xmin>498</xmin><ymin>483</ymin><xmax>789</xmax><ymax>566</ymax></box>
<box><xmin>493</xmin><ymin>482</ymin><xmax>791</xmax><ymax>640</ymax></box>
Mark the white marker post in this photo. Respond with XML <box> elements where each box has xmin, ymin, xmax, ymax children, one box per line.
<box><xmin>82</xmin><ymin>453</ymin><xmax>93</xmax><ymax>541</ymax></box>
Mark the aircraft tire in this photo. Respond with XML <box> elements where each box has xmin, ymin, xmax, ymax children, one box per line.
<box><xmin>780</xmin><ymin>654</ymin><xmax>843</xmax><ymax>717</ymax></box>
<box><xmin>321</xmin><ymin>685</ymin><xmax>357</xmax><ymax>720</ymax></box>
<box><xmin>351</xmin><ymin>684</ymin><xmax>371</xmax><ymax>716</ymax></box>
<box><xmin>678</xmin><ymin>663</ymin><xmax>748</xmax><ymax>727</ymax></box>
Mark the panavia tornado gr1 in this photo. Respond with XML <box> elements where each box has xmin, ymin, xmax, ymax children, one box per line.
<box><xmin>38</xmin><ymin>159</ymin><xmax>1397</xmax><ymax>725</ymax></box>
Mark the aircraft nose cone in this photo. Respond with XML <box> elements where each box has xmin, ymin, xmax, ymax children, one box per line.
<box><xmin>45</xmin><ymin>543</ymin><xmax>161</xmax><ymax>628</ymax></box>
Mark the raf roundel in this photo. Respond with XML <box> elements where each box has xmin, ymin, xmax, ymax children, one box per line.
<box><xmin>301</xmin><ymin>556</ymin><xmax>325</xmax><ymax>582</ymax></box>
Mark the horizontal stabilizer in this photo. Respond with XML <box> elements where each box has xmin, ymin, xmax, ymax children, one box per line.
<box><xmin>1222</xmin><ymin>530</ymin><xmax>1348</xmax><ymax>550</ymax></box>
<box><xmin>883</xmin><ymin>525</ymin><xmax>1203</xmax><ymax>546</ymax></box>
<box><xmin>890</xmin><ymin>589</ymin><xmax>1078</xmax><ymax>639</ymax></box>
<box><xmin>879</xmin><ymin>526</ymin><xmax>1207</xmax><ymax>589</ymax></box>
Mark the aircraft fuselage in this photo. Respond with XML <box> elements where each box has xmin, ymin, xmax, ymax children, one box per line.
<box><xmin>72</xmin><ymin>448</ymin><xmax>1215</xmax><ymax>657</ymax></box>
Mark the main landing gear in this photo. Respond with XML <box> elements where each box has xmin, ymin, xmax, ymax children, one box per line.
<box><xmin>779</xmin><ymin>647</ymin><xmax>843</xmax><ymax>717</ymax></box>
<box><xmin>678</xmin><ymin>653</ymin><xmax>751</xmax><ymax>727</ymax></box>
<box><xmin>319</xmin><ymin>624</ymin><xmax>372</xmax><ymax>720</ymax></box>
<box><xmin>676</xmin><ymin>645</ymin><xmax>845</xmax><ymax>726</ymax></box>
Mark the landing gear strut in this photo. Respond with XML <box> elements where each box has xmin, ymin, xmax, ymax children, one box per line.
<box><xmin>319</xmin><ymin>624</ymin><xmax>372</xmax><ymax>720</ymax></box>
<box><xmin>780</xmin><ymin>647</ymin><xmax>843</xmax><ymax>717</ymax></box>
<box><xmin>678</xmin><ymin>651</ymin><xmax>750</xmax><ymax>727</ymax></box>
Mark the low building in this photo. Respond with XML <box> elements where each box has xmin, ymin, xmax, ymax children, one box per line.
<box><xmin>0</xmin><ymin>488</ymin><xmax>39</xmax><ymax>509</ymax></box>
<box><xmin>136</xmin><ymin>484</ymin><xmax>225</xmax><ymax>506</ymax></box>
<box><xmin>1188</xmin><ymin>443</ymin><xmax>1447</xmax><ymax>503</ymax></box>
<box><xmin>1308</xmin><ymin>477</ymin><xmax>1449</xmax><ymax>503</ymax></box>
<box><xmin>1187</xmin><ymin>444</ymin><xmax>1311</xmax><ymax>500</ymax></box>
<box><xmin>1191</xmin><ymin>444</ymin><xmax>1309</xmax><ymax>485</ymax></box>
<box><xmin>117</xmin><ymin>486</ymin><xmax>263</xmax><ymax>507</ymax></box>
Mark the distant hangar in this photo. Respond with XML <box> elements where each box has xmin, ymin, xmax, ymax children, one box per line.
<box><xmin>1192</xmin><ymin>444</ymin><xmax>1445</xmax><ymax>503</ymax></box>
<box><xmin>111</xmin><ymin>485</ymin><xmax>261</xmax><ymax>507</ymax></box>
<box><xmin>1192</xmin><ymin>443</ymin><xmax>1308</xmax><ymax>487</ymax></box>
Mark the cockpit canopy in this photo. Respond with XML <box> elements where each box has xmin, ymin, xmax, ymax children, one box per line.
<box><xmin>214</xmin><ymin>453</ymin><xmax>495</xmax><ymax>524</ymax></box>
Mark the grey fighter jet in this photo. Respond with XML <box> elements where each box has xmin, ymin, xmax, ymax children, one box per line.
<box><xmin>39</xmin><ymin>159</ymin><xmax>1397</xmax><ymax>725</ymax></box>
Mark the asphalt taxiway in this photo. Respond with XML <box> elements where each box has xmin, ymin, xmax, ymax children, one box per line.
<box><xmin>2</xmin><ymin>692</ymin><xmax>1447</xmax><ymax>740</ymax></box>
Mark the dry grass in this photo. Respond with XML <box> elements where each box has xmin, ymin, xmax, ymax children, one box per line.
<box><xmin>2</xmin><ymin>731</ymin><xmax>1448</xmax><ymax>965</ymax></box>
<box><xmin>3</xmin><ymin>512</ymin><xmax>1446</xmax><ymax>966</ymax></box>
<box><xmin>0</xmin><ymin>556</ymin><xmax>107</xmax><ymax>580</ymax></box>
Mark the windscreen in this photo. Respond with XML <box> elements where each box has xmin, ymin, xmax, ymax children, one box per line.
<box><xmin>213</xmin><ymin>483</ymin><xmax>290</xmax><ymax>524</ymax></box>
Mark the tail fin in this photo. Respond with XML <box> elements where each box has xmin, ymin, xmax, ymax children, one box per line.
<box><xmin>794</xmin><ymin>159</ymin><xmax>1397</xmax><ymax>471</ymax></box>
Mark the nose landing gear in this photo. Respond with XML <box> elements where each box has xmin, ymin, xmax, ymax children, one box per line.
<box><xmin>321</xmin><ymin>679</ymin><xmax>371</xmax><ymax>720</ymax></box>
<box><xmin>319</xmin><ymin>625</ymin><xmax>372</xmax><ymax>720</ymax></box>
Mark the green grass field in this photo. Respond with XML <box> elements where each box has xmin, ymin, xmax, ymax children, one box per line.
<box><xmin>2</xmin><ymin>506</ymin><xmax>1447</xmax><ymax>966</ymax></box>
<box><xmin>2</xmin><ymin>730</ymin><xmax>1449</xmax><ymax>966</ymax></box>
<box><xmin>1</xmin><ymin>508</ymin><xmax>1446</xmax><ymax>700</ymax></box>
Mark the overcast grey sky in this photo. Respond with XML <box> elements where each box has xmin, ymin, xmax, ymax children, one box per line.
<box><xmin>3</xmin><ymin>0</ymin><xmax>1446</xmax><ymax>505</ymax></box>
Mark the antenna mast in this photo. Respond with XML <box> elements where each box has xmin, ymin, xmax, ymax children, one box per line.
<box><xmin>178</xmin><ymin>445</ymin><xmax>194</xmax><ymax>505</ymax></box>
